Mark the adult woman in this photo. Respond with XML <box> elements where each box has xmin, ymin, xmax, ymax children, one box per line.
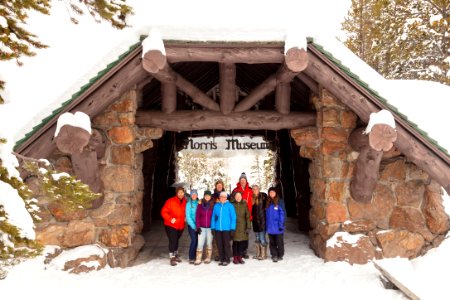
<box><xmin>266</xmin><ymin>187</ymin><xmax>286</xmax><ymax>262</ymax></box>
<box><xmin>161</xmin><ymin>186</ymin><xmax>187</xmax><ymax>266</ymax></box>
<box><xmin>251</xmin><ymin>185</ymin><xmax>268</xmax><ymax>260</ymax></box>
<box><xmin>231</xmin><ymin>191</ymin><xmax>251</xmax><ymax>264</ymax></box>
<box><xmin>186</xmin><ymin>189</ymin><xmax>199</xmax><ymax>264</ymax></box>
<box><xmin>211</xmin><ymin>191</ymin><xmax>236</xmax><ymax>266</ymax></box>
<box><xmin>194</xmin><ymin>190</ymin><xmax>214</xmax><ymax>265</ymax></box>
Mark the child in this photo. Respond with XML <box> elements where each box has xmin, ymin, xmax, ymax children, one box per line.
<box><xmin>231</xmin><ymin>191</ymin><xmax>251</xmax><ymax>264</ymax></box>
<box><xmin>194</xmin><ymin>190</ymin><xmax>214</xmax><ymax>265</ymax></box>
<box><xmin>266</xmin><ymin>187</ymin><xmax>285</xmax><ymax>263</ymax></box>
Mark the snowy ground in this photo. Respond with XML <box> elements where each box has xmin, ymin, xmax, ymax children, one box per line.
<box><xmin>0</xmin><ymin>218</ymin><xmax>412</xmax><ymax>300</ymax></box>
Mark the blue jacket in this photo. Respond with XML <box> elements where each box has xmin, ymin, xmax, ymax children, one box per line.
<box><xmin>211</xmin><ymin>200</ymin><xmax>236</xmax><ymax>232</ymax></box>
<box><xmin>185</xmin><ymin>197</ymin><xmax>198</xmax><ymax>230</ymax></box>
<box><xmin>266</xmin><ymin>203</ymin><xmax>285</xmax><ymax>235</ymax></box>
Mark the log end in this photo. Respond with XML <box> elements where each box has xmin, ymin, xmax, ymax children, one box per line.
<box><xmin>369</xmin><ymin>124</ymin><xmax>397</xmax><ymax>152</ymax></box>
<box><xmin>55</xmin><ymin>125</ymin><xmax>91</xmax><ymax>155</ymax></box>
<box><xmin>285</xmin><ymin>47</ymin><xmax>309</xmax><ymax>72</ymax></box>
<box><xmin>143</xmin><ymin>50</ymin><xmax>167</xmax><ymax>73</ymax></box>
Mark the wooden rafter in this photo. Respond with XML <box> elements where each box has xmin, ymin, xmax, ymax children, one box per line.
<box><xmin>219</xmin><ymin>63</ymin><xmax>236</xmax><ymax>115</ymax></box>
<box><xmin>136</xmin><ymin>111</ymin><xmax>316</xmax><ymax>131</ymax></box>
<box><xmin>17</xmin><ymin>46</ymin><xmax>147</xmax><ymax>158</ymax></box>
<box><xmin>143</xmin><ymin>46</ymin><xmax>220</xmax><ymax>112</ymax></box>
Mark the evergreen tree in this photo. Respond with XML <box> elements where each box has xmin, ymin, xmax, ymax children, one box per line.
<box><xmin>342</xmin><ymin>0</ymin><xmax>450</xmax><ymax>85</ymax></box>
<box><xmin>0</xmin><ymin>0</ymin><xmax>133</xmax><ymax>103</ymax></box>
<box><xmin>262</xmin><ymin>150</ymin><xmax>276</xmax><ymax>190</ymax></box>
<box><xmin>250</xmin><ymin>155</ymin><xmax>262</xmax><ymax>186</ymax></box>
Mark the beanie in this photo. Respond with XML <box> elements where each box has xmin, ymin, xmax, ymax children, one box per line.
<box><xmin>190</xmin><ymin>189</ymin><xmax>198</xmax><ymax>196</ymax></box>
<box><xmin>204</xmin><ymin>190</ymin><xmax>212</xmax><ymax>196</ymax></box>
<box><xmin>239</xmin><ymin>172</ymin><xmax>247</xmax><ymax>180</ymax></box>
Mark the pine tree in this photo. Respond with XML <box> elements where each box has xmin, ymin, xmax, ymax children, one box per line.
<box><xmin>342</xmin><ymin>0</ymin><xmax>450</xmax><ymax>85</ymax></box>
<box><xmin>262</xmin><ymin>150</ymin><xmax>276</xmax><ymax>190</ymax></box>
<box><xmin>0</xmin><ymin>0</ymin><xmax>133</xmax><ymax>103</ymax></box>
<box><xmin>250</xmin><ymin>155</ymin><xmax>262</xmax><ymax>185</ymax></box>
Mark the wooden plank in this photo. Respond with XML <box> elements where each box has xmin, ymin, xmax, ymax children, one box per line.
<box><xmin>219</xmin><ymin>63</ymin><xmax>236</xmax><ymax>115</ymax></box>
<box><xmin>165</xmin><ymin>46</ymin><xmax>285</xmax><ymax>63</ymax></box>
<box><xmin>17</xmin><ymin>46</ymin><xmax>148</xmax><ymax>159</ymax></box>
<box><xmin>373</xmin><ymin>261</ymin><xmax>421</xmax><ymax>300</ymax></box>
<box><xmin>304</xmin><ymin>48</ymin><xmax>450</xmax><ymax>194</ymax></box>
<box><xmin>135</xmin><ymin>111</ymin><xmax>316</xmax><ymax>131</ymax></box>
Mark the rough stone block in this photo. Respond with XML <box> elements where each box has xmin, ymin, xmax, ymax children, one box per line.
<box><xmin>110</xmin><ymin>145</ymin><xmax>134</xmax><ymax>165</ymax></box>
<box><xmin>63</xmin><ymin>220</ymin><xmax>96</xmax><ymax>247</ymax></box>
<box><xmin>108</xmin><ymin>126</ymin><xmax>135</xmax><ymax>144</ymax></box>
<box><xmin>376</xmin><ymin>229</ymin><xmax>424</xmax><ymax>258</ymax></box>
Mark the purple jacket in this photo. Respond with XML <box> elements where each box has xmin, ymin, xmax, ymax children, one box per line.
<box><xmin>196</xmin><ymin>201</ymin><xmax>214</xmax><ymax>228</ymax></box>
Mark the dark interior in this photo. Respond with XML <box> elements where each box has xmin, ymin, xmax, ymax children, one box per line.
<box><xmin>140</xmin><ymin>61</ymin><xmax>314</xmax><ymax>233</ymax></box>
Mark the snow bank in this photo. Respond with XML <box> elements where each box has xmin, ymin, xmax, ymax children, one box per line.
<box><xmin>48</xmin><ymin>245</ymin><xmax>107</xmax><ymax>271</ymax></box>
<box><xmin>326</xmin><ymin>231</ymin><xmax>364</xmax><ymax>248</ymax></box>
<box><xmin>0</xmin><ymin>180</ymin><xmax>35</xmax><ymax>240</ymax></box>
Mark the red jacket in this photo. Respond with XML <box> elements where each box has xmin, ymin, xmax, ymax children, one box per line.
<box><xmin>232</xmin><ymin>182</ymin><xmax>253</xmax><ymax>218</ymax></box>
<box><xmin>161</xmin><ymin>196</ymin><xmax>187</xmax><ymax>230</ymax></box>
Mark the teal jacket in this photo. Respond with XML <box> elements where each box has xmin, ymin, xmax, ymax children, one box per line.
<box><xmin>185</xmin><ymin>197</ymin><xmax>198</xmax><ymax>230</ymax></box>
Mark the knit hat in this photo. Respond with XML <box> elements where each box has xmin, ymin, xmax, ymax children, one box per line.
<box><xmin>190</xmin><ymin>189</ymin><xmax>198</xmax><ymax>196</ymax></box>
<box><xmin>219</xmin><ymin>191</ymin><xmax>228</xmax><ymax>198</ymax></box>
<box><xmin>239</xmin><ymin>172</ymin><xmax>247</xmax><ymax>180</ymax></box>
<box><xmin>204</xmin><ymin>190</ymin><xmax>212</xmax><ymax>197</ymax></box>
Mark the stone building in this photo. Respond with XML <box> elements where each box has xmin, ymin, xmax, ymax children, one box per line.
<box><xmin>14</xmin><ymin>29</ymin><xmax>450</xmax><ymax>267</ymax></box>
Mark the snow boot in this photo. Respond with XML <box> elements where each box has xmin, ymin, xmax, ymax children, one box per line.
<box><xmin>194</xmin><ymin>250</ymin><xmax>203</xmax><ymax>265</ymax></box>
<box><xmin>174</xmin><ymin>251</ymin><xmax>182</xmax><ymax>263</ymax></box>
<box><xmin>238</xmin><ymin>256</ymin><xmax>245</xmax><ymax>264</ymax></box>
<box><xmin>169</xmin><ymin>253</ymin><xmax>177</xmax><ymax>266</ymax></box>
<box><xmin>259</xmin><ymin>245</ymin><xmax>267</xmax><ymax>260</ymax></box>
<box><xmin>272</xmin><ymin>256</ymin><xmax>278</xmax><ymax>263</ymax></box>
<box><xmin>204</xmin><ymin>248</ymin><xmax>212</xmax><ymax>264</ymax></box>
<box><xmin>233</xmin><ymin>256</ymin><xmax>239</xmax><ymax>264</ymax></box>
<box><xmin>253</xmin><ymin>243</ymin><xmax>261</xmax><ymax>259</ymax></box>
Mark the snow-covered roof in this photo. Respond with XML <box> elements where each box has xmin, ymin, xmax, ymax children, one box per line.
<box><xmin>1</xmin><ymin>0</ymin><xmax>449</xmax><ymax>158</ymax></box>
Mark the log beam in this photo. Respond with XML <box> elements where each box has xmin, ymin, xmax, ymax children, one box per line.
<box><xmin>219</xmin><ymin>63</ymin><xmax>236</xmax><ymax>115</ymax></box>
<box><xmin>234</xmin><ymin>61</ymin><xmax>303</xmax><ymax>113</ymax></box>
<box><xmin>275</xmin><ymin>82</ymin><xmax>291</xmax><ymax>114</ymax></box>
<box><xmin>161</xmin><ymin>81</ymin><xmax>177</xmax><ymax>113</ymax></box>
<box><xmin>165</xmin><ymin>46</ymin><xmax>285</xmax><ymax>63</ymax></box>
<box><xmin>136</xmin><ymin>111</ymin><xmax>316</xmax><ymax>131</ymax></box>
<box><xmin>17</xmin><ymin>46</ymin><xmax>147</xmax><ymax>159</ymax></box>
<box><xmin>143</xmin><ymin>45</ymin><xmax>220</xmax><ymax>112</ymax></box>
<box><xmin>304</xmin><ymin>47</ymin><xmax>450</xmax><ymax>194</ymax></box>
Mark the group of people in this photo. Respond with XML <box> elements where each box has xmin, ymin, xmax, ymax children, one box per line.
<box><xmin>160</xmin><ymin>172</ymin><xmax>286</xmax><ymax>266</ymax></box>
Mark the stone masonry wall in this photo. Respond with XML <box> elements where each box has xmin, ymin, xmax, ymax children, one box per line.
<box><xmin>291</xmin><ymin>88</ymin><xmax>450</xmax><ymax>264</ymax></box>
<box><xmin>33</xmin><ymin>89</ymin><xmax>163</xmax><ymax>268</ymax></box>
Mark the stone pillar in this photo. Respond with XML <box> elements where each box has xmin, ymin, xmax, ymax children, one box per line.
<box><xmin>292</xmin><ymin>88</ymin><xmax>449</xmax><ymax>264</ymax></box>
<box><xmin>91</xmin><ymin>90</ymin><xmax>163</xmax><ymax>267</ymax></box>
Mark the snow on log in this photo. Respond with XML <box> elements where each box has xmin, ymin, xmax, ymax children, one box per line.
<box><xmin>284</xmin><ymin>33</ymin><xmax>308</xmax><ymax>72</ymax></box>
<box><xmin>54</xmin><ymin>112</ymin><xmax>92</xmax><ymax>154</ymax></box>
<box><xmin>365</xmin><ymin>109</ymin><xmax>397</xmax><ymax>151</ymax></box>
<box><xmin>142</xmin><ymin>28</ymin><xmax>167</xmax><ymax>73</ymax></box>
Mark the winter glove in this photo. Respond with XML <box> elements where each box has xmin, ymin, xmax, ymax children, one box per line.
<box><xmin>170</xmin><ymin>218</ymin><xmax>176</xmax><ymax>224</ymax></box>
<box><xmin>230</xmin><ymin>230</ymin><xmax>236</xmax><ymax>239</ymax></box>
<box><xmin>196</xmin><ymin>228</ymin><xmax>202</xmax><ymax>235</ymax></box>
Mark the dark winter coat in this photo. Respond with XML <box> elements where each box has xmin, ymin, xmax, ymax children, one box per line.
<box><xmin>195</xmin><ymin>200</ymin><xmax>214</xmax><ymax>228</ymax></box>
<box><xmin>266</xmin><ymin>203</ymin><xmax>285</xmax><ymax>235</ymax></box>
<box><xmin>232</xmin><ymin>182</ymin><xmax>253</xmax><ymax>217</ymax></box>
<box><xmin>231</xmin><ymin>200</ymin><xmax>251</xmax><ymax>241</ymax></box>
<box><xmin>251</xmin><ymin>192</ymin><xmax>267</xmax><ymax>232</ymax></box>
